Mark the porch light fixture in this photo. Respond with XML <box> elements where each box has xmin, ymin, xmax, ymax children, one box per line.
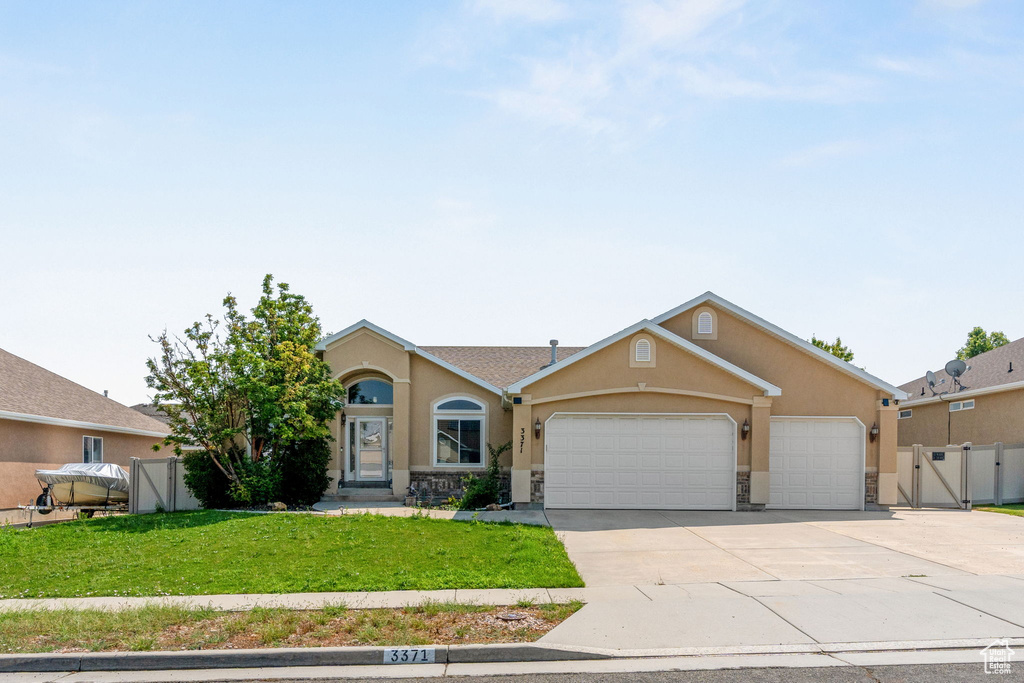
<box><xmin>741</xmin><ymin>419</ymin><xmax>750</xmax><ymax>440</ymax></box>
<box><xmin>869</xmin><ymin>422</ymin><xmax>879</xmax><ymax>442</ymax></box>
<box><xmin>534</xmin><ymin>418</ymin><xmax>542</xmax><ymax>439</ymax></box>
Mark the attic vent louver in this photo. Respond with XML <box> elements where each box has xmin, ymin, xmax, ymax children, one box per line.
<box><xmin>635</xmin><ymin>339</ymin><xmax>651</xmax><ymax>362</ymax></box>
<box><xmin>697</xmin><ymin>311</ymin><xmax>713</xmax><ymax>335</ymax></box>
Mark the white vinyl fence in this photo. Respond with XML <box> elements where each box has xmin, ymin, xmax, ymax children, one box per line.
<box><xmin>128</xmin><ymin>456</ymin><xmax>200</xmax><ymax>514</ymax></box>
<box><xmin>897</xmin><ymin>442</ymin><xmax>1024</xmax><ymax>509</ymax></box>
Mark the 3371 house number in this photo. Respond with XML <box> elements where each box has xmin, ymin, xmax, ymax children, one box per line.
<box><xmin>383</xmin><ymin>647</ymin><xmax>435</xmax><ymax>664</ymax></box>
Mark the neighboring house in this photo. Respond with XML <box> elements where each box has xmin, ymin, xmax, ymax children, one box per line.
<box><xmin>897</xmin><ymin>337</ymin><xmax>1024</xmax><ymax>447</ymax></box>
<box><xmin>130</xmin><ymin>403</ymin><xmax>172</xmax><ymax>425</ymax></box>
<box><xmin>0</xmin><ymin>348</ymin><xmax>169</xmax><ymax>508</ymax></box>
<box><xmin>316</xmin><ymin>292</ymin><xmax>907</xmax><ymax>511</ymax></box>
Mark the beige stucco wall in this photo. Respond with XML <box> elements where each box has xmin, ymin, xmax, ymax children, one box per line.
<box><xmin>658</xmin><ymin>304</ymin><xmax>889</xmax><ymax>470</ymax></box>
<box><xmin>514</xmin><ymin>334</ymin><xmax>761</xmax><ymax>468</ymax></box>
<box><xmin>0</xmin><ymin>419</ymin><xmax>163</xmax><ymax>509</ymax></box>
<box><xmin>320</xmin><ymin>329</ymin><xmax>512</xmax><ymax>495</ymax></box>
<box><xmin>897</xmin><ymin>389</ymin><xmax>1024</xmax><ymax>447</ymax></box>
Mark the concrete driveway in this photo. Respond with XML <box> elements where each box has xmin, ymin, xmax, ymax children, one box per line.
<box><xmin>546</xmin><ymin>508</ymin><xmax>1024</xmax><ymax>586</ymax></box>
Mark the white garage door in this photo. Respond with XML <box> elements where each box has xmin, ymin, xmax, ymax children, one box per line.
<box><xmin>768</xmin><ymin>417</ymin><xmax>864</xmax><ymax>510</ymax></box>
<box><xmin>544</xmin><ymin>414</ymin><xmax>736</xmax><ymax>510</ymax></box>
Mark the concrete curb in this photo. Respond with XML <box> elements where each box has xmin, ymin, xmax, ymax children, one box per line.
<box><xmin>3</xmin><ymin>637</ymin><xmax>1024</xmax><ymax>673</ymax></box>
<box><xmin>0</xmin><ymin>643</ymin><xmax>610</xmax><ymax>673</ymax></box>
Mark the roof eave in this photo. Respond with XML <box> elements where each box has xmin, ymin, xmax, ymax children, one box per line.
<box><xmin>0</xmin><ymin>410</ymin><xmax>170</xmax><ymax>438</ymax></box>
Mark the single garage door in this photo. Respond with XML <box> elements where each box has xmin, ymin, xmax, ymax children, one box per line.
<box><xmin>768</xmin><ymin>417</ymin><xmax>864</xmax><ymax>510</ymax></box>
<box><xmin>544</xmin><ymin>414</ymin><xmax>736</xmax><ymax>510</ymax></box>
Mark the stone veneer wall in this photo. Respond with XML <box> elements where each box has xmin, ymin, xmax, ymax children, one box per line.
<box><xmin>531</xmin><ymin>471</ymin><xmax>544</xmax><ymax>504</ymax></box>
<box><xmin>865</xmin><ymin>472</ymin><xmax>878</xmax><ymax>504</ymax></box>
<box><xmin>408</xmin><ymin>471</ymin><xmax>511</xmax><ymax>502</ymax></box>
<box><xmin>736</xmin><ymin>471</ymin><xmax>750</xmax><ymax>505</ymax></box>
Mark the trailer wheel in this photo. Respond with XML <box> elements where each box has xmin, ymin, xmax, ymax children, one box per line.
<box><xmin>34</xmin><ymin>493</ymin><xmax>52</xmax><ymax>514</ymax></box>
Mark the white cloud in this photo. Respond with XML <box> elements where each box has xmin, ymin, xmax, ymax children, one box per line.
<box><xmin>469</xmin><ymin>0</ymin><xmax>570</xmax><ymax>23</ymax></box>
<box><xmin>623</xmin><ymin>0</ymin><xmax>746</xmax><ymax>47</ymax></box>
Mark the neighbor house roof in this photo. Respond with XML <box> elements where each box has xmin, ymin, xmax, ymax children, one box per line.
<box><xmin>420</xmin><ymin>346</ymin><xmax>586</xmax><ymax>390</ymax></box>
<box><xmin>900</xmin><ymin>337</ymin><xmax>1024</xmax><ymax>406</ymax></box>
<box><xmin>0</xmin><ymin>348</ymin><xmax>169</xmax><ymax>437</ymax></box>
<box><xmin>652</xmin><ymin>291</ymin><xmax>908</xmax><ymax>399</ymax></box>
<box><xmin>130</xmin><ymin>403</ymin><xmax>172</xmax><ymax>425</ymax></box>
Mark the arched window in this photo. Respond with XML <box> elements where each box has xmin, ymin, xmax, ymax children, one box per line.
<box><xmin>346</xmin><ymin>379</ymin><xmax>393</xmax><ymax>405</ymax></box>
<box><xmin>697</xmin><ymin>311</ymin><xmax>714</xmax><ymax>335</ymax></box>
<box><xmin>433</xmin><ymin>397</ymin><xmax>486</xmax><ymax>467</ymax></box>
<box><xmin>635</xmin><ymin>339</ymin><xmax>651</xmax><ymax>362</ymax></box>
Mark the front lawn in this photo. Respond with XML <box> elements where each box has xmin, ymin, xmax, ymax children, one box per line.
<box><xmin>0</xmin><ymin>601</ymin><xmax>584</xmax><ymax>653</ymax></box>
<box><xmin>975</xmin><ymin>504</ymin><xmax>1024</xmax><ymax>518</ymax></box>
<box><xmin>0</xmin><ymin>511</ymin><xmax>582</xmax><ymax>598</ymax></box>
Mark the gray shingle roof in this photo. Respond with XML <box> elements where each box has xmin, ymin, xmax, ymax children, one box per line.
<box><xmin>899</xmin><ymin>337</ymin><xmax>1024</xmax><ymax>399</ymax></box>
<box><xmin>0</xmin><ymin>347</ymin><xmax>169</xmax><ymax>434</ymax></box>
<box><xmin>420</xmin><ymin>346</ymin><xmax>586</xmax><ymax>389</ymax></box>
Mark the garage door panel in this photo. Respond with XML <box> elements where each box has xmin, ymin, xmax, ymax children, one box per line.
<box><xmin>769</xmin><ymin>418</ymin><xmax>864</xmax><ymax>510</ymax></box>
<box><xmin>545</xmin><ymin>415</ymin><xmax>736</xmax><ymax>510</ymax></box>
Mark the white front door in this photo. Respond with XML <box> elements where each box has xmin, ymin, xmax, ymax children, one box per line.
<box><xmin>354</xmin><ymin>418</ymin><xmax>387</xmax><ymax>482</ymax></box>
<box><xmin>768</xmin><ymin>417</ymin><xmax>864</xmax><ymax>510</ymax></box>
<box><xmin>544</xmin><ymin>414</ymin><xmax>737</xmax><ymax>510</ymax></box>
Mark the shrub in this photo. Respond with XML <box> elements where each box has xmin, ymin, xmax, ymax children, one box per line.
<box><xmin>272</xmin><ymin>438</ymin><xmax>333</xmax><ymax>506</ymax></box>
<box><xmin>458</xmin><ymin>442</ymin><xmax>511</xmax><ymax>510</ymax></box>
<box><xmin>181</xmin><ymin>450</ymin><xmax>234</xmax><ymax>509</ymax></box>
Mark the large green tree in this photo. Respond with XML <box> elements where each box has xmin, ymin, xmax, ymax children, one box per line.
<box><xmin>957</xmin><ymin>326</ymin><xmax>1010</xmax><ymax>360</ymax></box>
<box><xmin>810</xmin><ymin>335</ymin><xmax>854</xmax><ymax>362</ymax></box>
<box><xmin>147</xmin><ymin>275</ymin><xmax>344</xmax><ymax>506</ymax></box>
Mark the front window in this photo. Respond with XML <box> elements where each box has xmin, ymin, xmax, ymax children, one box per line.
<box><xmin>433</xmin><ymin>397</ymin><xmax>485</xmax><ymax>466</ymax></box>
<box><xmin>347</xmin><ymin>379</ymin><xmax>393</xmax><ymax>405</ymax></box>
<box><xmin>83</xmin><ymin>436</ymin><xmax>103</xmax><ymax>463</ymax></box>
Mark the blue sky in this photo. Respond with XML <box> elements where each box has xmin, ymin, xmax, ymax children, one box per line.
<box><xmin>1</xmin><ymin>0</ymin><xmax>1022</xmax><ymax>405</ymax></box>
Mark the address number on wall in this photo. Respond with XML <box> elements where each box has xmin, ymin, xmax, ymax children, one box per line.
<box><xmin>383</xmin><ymin>647</ymin><xmax>436</xmax><ymax>664</ymax></box>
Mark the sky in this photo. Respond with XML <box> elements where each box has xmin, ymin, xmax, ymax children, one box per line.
<box><xmin>1</xmin><ymin>0</ymin><xmax>1022</xmax><ymax>406</ymax></box>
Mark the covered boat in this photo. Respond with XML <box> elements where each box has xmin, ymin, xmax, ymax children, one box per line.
<box><xmin>35</xmin><ymin>463</ymin><xmax>130</xmax><ymax>505</ymax></box>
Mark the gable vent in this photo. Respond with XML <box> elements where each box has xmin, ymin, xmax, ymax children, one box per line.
<box><xmin>635</xmin><ymin>339</ymin><xmax>651</xmax><ymax>362</ymax></box>
<box><xmin>697</xmin><ymin>311</ymin><xmax>713</xmax><ymax>335</ymax></box>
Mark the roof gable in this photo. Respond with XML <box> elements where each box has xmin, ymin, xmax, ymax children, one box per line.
<box><xmin>652</xmin><ymin>292</ymin><xmax>907</xmax><ymax>399</ymax></box>
<box><xmin>506</xmin><ymin>320</ymin><xmax>781</xmax><ymax>396</ymax></box>
<box><xmin>317</xmin><ymin>321</ymin><xmax>503</xmax><ymax>396</ymax></box>
<box><xmin>0</xmin><ymin>348</ymin><xmax>169</xmax><ymax>436</ymax></box>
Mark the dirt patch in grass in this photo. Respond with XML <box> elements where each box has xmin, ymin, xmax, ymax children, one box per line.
<box><xmin>0</xmin><ymin>602</ymin><xmax>583</xmax><ymax>653</ymax></box>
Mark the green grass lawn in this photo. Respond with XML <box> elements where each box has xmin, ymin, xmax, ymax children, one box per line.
<box><xmin>975</xmin><ymin>504</ymin><xmax>1024</xmax><ymax>517</ymax></box>
<box><xmin>0</xmin><ymin>511</ymin><xmax>582</xmax><ymax>599</ymax></box>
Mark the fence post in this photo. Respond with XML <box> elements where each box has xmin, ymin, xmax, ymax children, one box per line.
<box><xmin>912</xmin><ymin>444</ymin><xmax>922</xmax><ymax>508</ymax></box>
<box><xmin>995</xmin><ymin>442</ymin><xmax>1004</xmax><ymax>506</ymax></box>
<box><xmin>961</xmin><ymin>442</ymin><xmax>972</xmax><ymax>510</ymax></box>
<box><xmin>128</xmin><ymin>458</ymin><xmax>138</xmax><ymax>515</ymax></box>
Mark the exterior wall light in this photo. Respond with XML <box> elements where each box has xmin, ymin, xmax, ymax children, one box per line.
<box><xmin>741</xmin><ymin>419</ymin><xmax>750</xmax><ymax>440</ymax></box>
<box><xmin>869</xmin><ymin>422</ymin><xmax>879</xmax><ymax>442</ymax></box>
<box><xmin>534</xmin><ymin>418</ymin><xmax>542</xmax><ymax>439</ymax></box>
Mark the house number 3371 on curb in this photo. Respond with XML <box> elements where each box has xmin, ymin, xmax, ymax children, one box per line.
<box><xmin>383</xmin><ymin>647</ymin><xmax>435</xmax><ymax>664</ymax></box>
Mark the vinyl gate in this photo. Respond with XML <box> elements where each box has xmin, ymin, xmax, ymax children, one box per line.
<box><xmin>128</xmin><ymin>456</ymin><xmax>200</xmax><ymax>514</ymax></box>
<box><xmin>897</xmin><ymin>442</ymin><xmax>1024</xmax><ymax>508</ymax></box>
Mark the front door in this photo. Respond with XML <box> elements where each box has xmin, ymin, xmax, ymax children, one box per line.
<box><xmin>354</xmin><ymin>418</ymin><xmax>387</xmax><ymax>482</ymax></box>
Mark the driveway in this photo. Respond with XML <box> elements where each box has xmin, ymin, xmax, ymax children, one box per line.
<box><xmin>546</xmin><ymin>508</ymin><xmax>1024</xmax><ymax>586</ymax></box>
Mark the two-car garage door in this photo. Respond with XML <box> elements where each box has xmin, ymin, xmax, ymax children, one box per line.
<box><xmin>544</xmin><ymin>414</ymin><xmax>736</xmax><ymax>510</ymax></box>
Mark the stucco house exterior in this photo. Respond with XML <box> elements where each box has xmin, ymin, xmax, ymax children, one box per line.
<box><xmin>897</xmin><ymin>337</ymin><xmax>1024</xmax><ymax>447</ymax></box>
<box><xmin>0</xmin><ymin>348</ymin><xmax>169</xmax><ymax>509</ymax></box>
<box><xmin>317</xmin><ymin>292</ymin><xmax>907</xmax><ymax>511</ymax></box>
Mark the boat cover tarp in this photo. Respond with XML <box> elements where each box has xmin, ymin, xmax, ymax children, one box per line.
<box><xmin>35</xmin><ymin>463</ymin><xmax>130</xmax><ymax>493</ymax></box>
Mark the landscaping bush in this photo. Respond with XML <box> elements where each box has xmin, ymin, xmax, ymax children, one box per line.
<box><xmin>459</xmin><ymin>442</ymin><xmax>511</xmax><ymax>510</ymax></box>
<box><xmin>272</xmin><ymin>438</ymin><xmax>333</xmax><ymax>507</ymax></box>
<box><xmin>181</xmin><ymin>450</ymin><xmax>234</xmax><ymax>509</ymax></box>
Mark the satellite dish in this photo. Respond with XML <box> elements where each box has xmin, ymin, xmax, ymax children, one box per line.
<box><xmin>926</xmin><ymin>370</ymin><xmax>937</xmax><ymax>387</ymax></box>
<box><xmin>945</xmin><ymin>359</ymin><xmax>967</xmax><ymax>378</ymax></box>
<box><xmin>926</xmin><ymin>370</ymin><xmax>946</xmax><ymax>395</ymax></box>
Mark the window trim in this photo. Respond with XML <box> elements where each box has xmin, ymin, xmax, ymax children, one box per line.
<box><xmin>898</xmin><ymin>409</ymin><xmax>912</xmax><ymax>420</ymax></box>
<box><xmin>949</xmin><ymin>400</ymin><xmax>974</xmax><ymax>412</ymax></box>
<box><xmin>432</xmin><ymin>396</ymin><xmax>487</xmax><ymax>468</ymax></box>
<box><xmin>83</xmin><ymin>435</ymin><xmax>103</xmax><ymax>463</ymax></box>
